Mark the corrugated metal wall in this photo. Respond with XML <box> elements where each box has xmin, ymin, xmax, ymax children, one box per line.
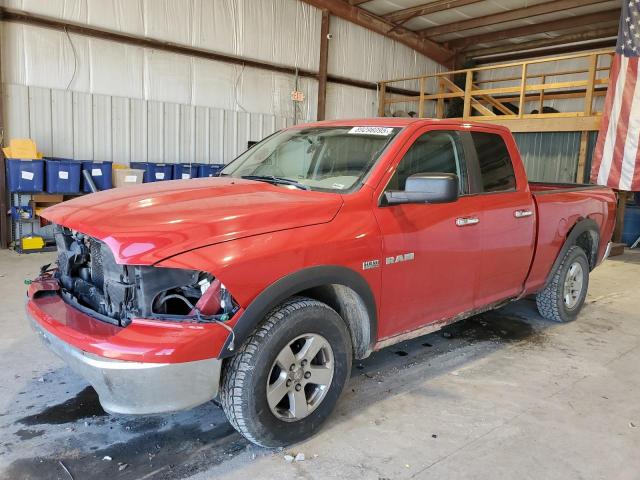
<box><xmin>3</xmin><ymin>83</ymin><xmax>291</xmax><ymax>165</ymax></box>
<box><xmin>513</xmin><ymin>132</ymin><xmax>581</xmax><ymax>183</ymax></box>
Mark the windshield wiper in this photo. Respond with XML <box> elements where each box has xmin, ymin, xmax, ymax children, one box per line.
<box><xmin>241</xmin><ymin>175</ymin><xmax>310</xmax><ymax>190</ymax></box>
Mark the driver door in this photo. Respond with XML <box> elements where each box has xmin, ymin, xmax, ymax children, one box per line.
<box><xmin>373</xmin><ymin>128</ymin><xmax>482</xmax><ymax>339</ymax></box>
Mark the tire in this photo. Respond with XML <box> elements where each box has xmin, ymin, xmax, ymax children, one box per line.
<box><xmin>536</xmin><ymin>245</ymin><xmax>590</xmax><ymax>323</ymax></box>
<box><xmin>220</xmin><ymin>297</ymin><xmax>352</xmax><ymax>447</ymax></box>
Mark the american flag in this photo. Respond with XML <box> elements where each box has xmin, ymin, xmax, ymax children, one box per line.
<box><xmin>591</xmin><ymin>0</ymin><xmax>640</xmax><ymax>191</ymax></box>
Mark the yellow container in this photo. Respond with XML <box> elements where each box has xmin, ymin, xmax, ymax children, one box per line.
<box><xmin>20</xmin><ymin>236</ymin><xmax>46</xmax><ymax>250</ymax></box>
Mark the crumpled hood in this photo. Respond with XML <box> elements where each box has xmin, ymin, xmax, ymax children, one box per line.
<box><xmin>42</xmin><ymin>177</ymin><xmax>343</xmax><ymax>264</ymax></box>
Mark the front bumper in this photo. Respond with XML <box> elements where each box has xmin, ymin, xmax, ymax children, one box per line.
<box><xmin>25</xmin><ymin>278</ymin><xmax>228</xmax><ymax>415</ymax></box>
<box><xmin>29</xmin><ymin>315</ymin><xmax>222</xmax><ymax>414</ymax></box>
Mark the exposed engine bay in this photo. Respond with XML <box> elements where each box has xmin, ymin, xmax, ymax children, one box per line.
<box><xmin>52</xmin><ymin>225</ymin><xmax>237</xmax><ymax>327</ymax></box>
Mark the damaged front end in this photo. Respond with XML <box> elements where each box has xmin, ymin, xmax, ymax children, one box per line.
<box><xmin>53</xmin><ymin>225</ymin><xmax>238</xmax><ymax>328</ymax></box>
<box><xmin>26</xmin><ymin>225</ymin><xmax>239</xmax><ymax>414</ymax></box>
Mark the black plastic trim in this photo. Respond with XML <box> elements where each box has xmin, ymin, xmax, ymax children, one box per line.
<box><xmin>543</xmin><ymin>218</ymin><xmax>600</xmax><ymax>289</ymax></box>
<box><xmin>219</xmin><ymin>265</ymin><xmax>378</xmax><ymax>358</ymax></box>
<box><xmin>59</xmin><ymin>290</ymin><xmax>122</xmax><ymax>326</ymax></box>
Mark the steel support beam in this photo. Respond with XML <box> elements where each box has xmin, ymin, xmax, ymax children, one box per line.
<box><xmin>466</xmin><ymin>27</ymin><xmax>619</xmax><ymax>60</ymax></box>
<box><xmin>0</xmin><ymin>17</ymin><xmax>8</xmax><ymax>249</ymax></box>
<box><xmin>450</xmin><ymin>10</ymin><xmax>620</xmax><ymax>51</ymax></box>
<box><xmin>385</xmin><ymin>0</ymin><xmax>483</xmax><ymax>25</ymax></box>
<box><xmin>472</xmin><ymin>39</ymin><xmax>618</xmax><ymax>64</ymax></box>
<box><xmin>0</xmin><ymin>7</ymin><xmax>418</xmax><ymax>99</ymax></box>
<box><xmin>299</xmin><ymin>0</ymin><xmax>454</xmax><ymax>65</ymax></box>
<box><xmin>0</xmin><ymin>7</ymin><xmax>320</xmax><ymax>79</ymax></box>
<box><xmin>419</xmin><ymin>0</ymin><xmax>611</xmax><ymax>38</ymax></box>
<box><xmin>317</xmin><ymin>10</ymin><xmax>330</xmax><ymax>121</ymax></box>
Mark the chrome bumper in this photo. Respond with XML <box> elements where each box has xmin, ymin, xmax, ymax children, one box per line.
<box><xmin>30</xmin><ymin>316</ymin><xmax>222</xmax><ymax>415</ymax></box>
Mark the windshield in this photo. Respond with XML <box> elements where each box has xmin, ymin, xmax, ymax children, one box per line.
<box><xmin>220</xmin><ymin>126</ymin><xmax>401</xmax><ymax>192</ymax></box>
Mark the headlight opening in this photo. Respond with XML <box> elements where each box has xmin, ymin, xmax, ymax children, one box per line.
<box><xmin>151</xmin><ymin>272</ymin><xmax>239</xmax><ymax>322</ymax></box>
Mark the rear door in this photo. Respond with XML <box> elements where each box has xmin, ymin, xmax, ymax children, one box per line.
<box><xmin>467</xmin><ymin>130</ymin><xmax>536</xmax><ymax>304</ymax></box>
<box><xmin>373</xmin><ymin>127</ymin><xmax>482</xmax><ymax>339</ymax></box>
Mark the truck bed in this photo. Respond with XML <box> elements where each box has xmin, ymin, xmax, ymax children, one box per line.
<box><xmin>529</xmin><ymin>181</ymin><xmax>608</xmax><ymax>194</ymax></box>
<box><xmin>524</xmin><ymin>181</ymin><xmax>617</xmax><ymax>294</ymax></box>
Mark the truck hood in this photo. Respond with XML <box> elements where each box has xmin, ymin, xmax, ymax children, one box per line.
<box><xmin>42</xmin><ymin>177</ymin><xmax>343</xmax><ymax>264</ymax></box>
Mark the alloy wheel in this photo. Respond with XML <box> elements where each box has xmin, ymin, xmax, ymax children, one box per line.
<box><xmin>563</xmin><ymin>261</ymin><xmax>584</xmax><ymax>309</ymax></box>
<box><xmin>266</xmin><ymin>333</ymin><xmax>335</xmax><ymax>421</ymax></box>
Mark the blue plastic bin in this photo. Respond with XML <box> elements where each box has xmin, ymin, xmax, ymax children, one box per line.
<box><xmin>173</xmin><ymin>163</ymin><xmax>199</xmax><ymax>180</ymax></box>
<box><xmin>44</xmin><ymin>158</ymin><xmax>82</xmax><ymax>194</ymax></box>
<box><xmin>6</xmin><ymin>158</ymin><xmax>45</xmax><ymax>192</ymax></box>
<box><xmin>197</xmin><ymin>164</ymin><xmax>225</xmax><ymax>177</ymax></box>
<box><xmin>81</xmin><ymin>161</ymin><xmax>113</xmax><ymax>192</ymax></box>
<box><xmin>10</xmin><ymin>205</ymin><xmax>34</xmax><ymax>220</ymax></box>
<box><xmin>622</xmin><ymin>204</ymin><xmax>640</xmax><ymax>246</ymax></box>
<box><xmin>130</xmin><ymin>162</ymin><xmax>174</xmax><ymax>182</ymax></box>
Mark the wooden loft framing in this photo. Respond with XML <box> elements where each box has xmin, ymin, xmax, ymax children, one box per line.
<box><xmin>377</xmin><ymin>50</ymin><xmax>614</xmax><ymax>133</ymax></box>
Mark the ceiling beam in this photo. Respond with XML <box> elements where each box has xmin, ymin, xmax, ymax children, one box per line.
<box><xmin>299</xmin><ymin>0</ymin><xmax>454</xmax><ymax>65</ymax></box>
<box><xmin>419</xmin><ymin>0</ymin><xmax>612</xmax><ymax>38</ymax></box>
<box><xmin>473</xmin><ymin>39</ymin><xmax>617</xmax><ymax>64</ymax></box>
<box><xmin>465</xmin><ymin>26</ymin><xmax>618</xmax><ymax>59</ymax></box>
<box><xmin>384</xmin><ymin>0</ymin><xmax>483</xmax><ymax>25</ymax></box>
<box><xmin>450</xmin><ymin>9</ymin><xmax>620</xmax><ymax>51</ymax></box>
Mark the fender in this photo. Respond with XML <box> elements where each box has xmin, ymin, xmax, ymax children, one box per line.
<box><xmin>543</xmin><ymin>218</ymin><xmax>600</xmax><ymax>288</ymax></box>
<box><xmin>219</xmin><ymin>265</ymin><xmax>378</xmax><ymax>358</ymax></box>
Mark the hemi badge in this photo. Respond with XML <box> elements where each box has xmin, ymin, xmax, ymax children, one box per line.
<box><xmin>362</xmin><ymin>260</ymin><xmax>380</xmax><ymax>270</ymax></box>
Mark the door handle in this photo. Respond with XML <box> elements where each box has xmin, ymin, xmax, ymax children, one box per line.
<box><xmin>514</xmin><ymin>209</ymin><xmax>533</xmax><ymax>218</ymax></box>
<box><xmin>456</xmin><ymin>216</ymin><xmax>480</xmax><ymax>227</ymax></box>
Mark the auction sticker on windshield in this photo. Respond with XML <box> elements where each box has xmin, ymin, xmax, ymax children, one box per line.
<box><xmin>348</xmin><ymin>126</ymin><xmax>394</xmax><ymax>136</ymax></box>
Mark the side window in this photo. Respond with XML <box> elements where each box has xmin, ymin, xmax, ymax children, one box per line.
<box><xmin>387</xmin><ymin>131</ymin><xmax>466</xmax><ymax>193</ymax></box>
<box><xmin>471</xmin><ymin>132</ymin><xmax>516</xmax><ymax>193</ymax></box>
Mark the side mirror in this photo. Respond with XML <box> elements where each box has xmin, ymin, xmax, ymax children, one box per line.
<box><xmin>384</xmin><ymin>173</ymin><xmax>459</xmax><ymax>205</ymax></box>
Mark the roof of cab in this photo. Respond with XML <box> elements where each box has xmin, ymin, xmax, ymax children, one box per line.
<box><xmin>292</xmin><ymin>117</ymin><xmax>512</xmax><ymax>133</ymax></box>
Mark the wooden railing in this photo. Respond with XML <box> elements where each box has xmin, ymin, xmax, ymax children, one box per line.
<box><xmin>378</xmin><ymin>49</ymin><xmax>615</xmax><ymax>132</ymax></box>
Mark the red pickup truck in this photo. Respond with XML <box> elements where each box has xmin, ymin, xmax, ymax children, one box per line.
<box><xmin>26</xmin><ymin>119</ymin><xmax>616</xmax><ymax>447</ymax></box>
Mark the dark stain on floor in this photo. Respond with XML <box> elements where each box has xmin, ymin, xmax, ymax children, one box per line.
<box><xmin>5</xmin><ymin>422</ymin><xmax>247</xmax><ymax>480</ymax></box>
<box><xmin>17</xmin><ymin>386</ymin><xmax>106</xmax><ymax>426</ymax></box>
<box><xmin>121</xmin><ymin>416</ymin><xmax>167</xmax><ymax>434</ymax></box>
<box><xmin>441</xmin><ymin>312</ymin><xmax>542</xmax><ymax>344</ymax></box>
<box><xmin>13</xmin><ymin>428</ymin><xmax>45</xmax><ymax>440</ymax></box>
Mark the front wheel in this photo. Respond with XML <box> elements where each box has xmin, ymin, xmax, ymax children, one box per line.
<box><xmin>536</xmin><ymin>245</ymin><xmax>590</xmax><ymax>323</ymax></box>
<box><xmin>220</xmin><ymin>297</ymin><xmax>352</xmax><ymax>447</ymax></box>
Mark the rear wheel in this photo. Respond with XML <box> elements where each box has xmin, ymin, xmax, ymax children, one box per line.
<box><xmin>220</xmin><ymin>297</ymin><xmax>352</xmax><ymax>447</ymax></box>
<box><xmin>536</xmin><ymin>245</ymin><xmax>589</xmax><ymax>323</ymax></box>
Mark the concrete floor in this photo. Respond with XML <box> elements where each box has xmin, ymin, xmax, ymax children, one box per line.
<box><xmin>0</xmin><ymin>250</ymin><xmax>639</xmax><ymax>480</ymax></box>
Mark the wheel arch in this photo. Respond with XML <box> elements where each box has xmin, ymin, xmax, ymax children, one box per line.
<box><xmin>220</xmin><ymin>266</ymin><xmax>377</xmax><ymax>360</ymax></box>
<box><xmin>544</xmin><ymin>217</ymin><xmax>600</xmax><ymax>288</ymax></box>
